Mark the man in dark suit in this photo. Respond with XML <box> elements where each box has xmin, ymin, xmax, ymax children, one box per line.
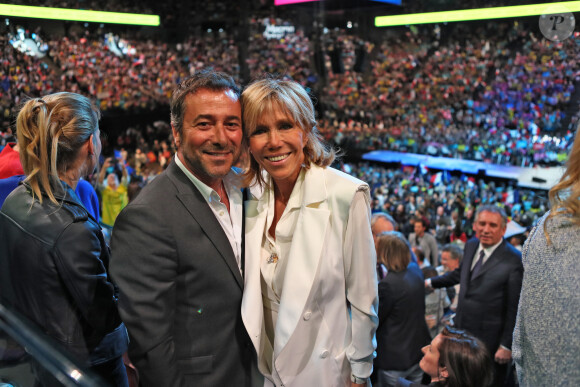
<box><xmin>426</xmin><ymin>205</ymin><xmax>523</xmax><ymax>386</ymax></box>
<box><xmin>111</xmin><ymin>71</ymin><xmax>256</xmax><ymax>386</ymax></box>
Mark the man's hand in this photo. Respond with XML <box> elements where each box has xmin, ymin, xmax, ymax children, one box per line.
<box><xmin>426</xmin><ymin>315</ymin><xmax>437</xmax><ymax>329</ymax></box>
<box><xmin>494</xmin><ymin>347</ymin><xmax>512</xmax><ymax>364</ymax></box>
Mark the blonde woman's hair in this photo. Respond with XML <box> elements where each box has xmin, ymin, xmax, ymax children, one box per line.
<box><xmin>376</xmin><ymin>232</ymin><xmax>411</xmax><ymax>273</ymax></box>
<box><xmin>241</xmin><ymin>78</ymin><xmax>336</xmax><ymax>187</ymax></box>
<box><xmin>16</xmin><ymin>92</ymin><xmax>100</xmax><ymax>204</ymax></box>
<box><xmin>544</xmin><ymin>124</ymin><xmax>580</xmax><ymax>243</ymax></box>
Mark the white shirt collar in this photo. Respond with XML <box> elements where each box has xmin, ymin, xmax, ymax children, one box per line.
<box><xmin>174</xmin><ymin>155</ymin><xmax>243</xmax><ymax>272</ymax></box>
<box><xmin>174</xmin><ymin>154</ymin><xmax>240</xmax><ymax>200</ymax></box>
<box><xmin>478</xmin><ymin>238</ymin><xmax>503</xmax><ymax>258</ymax></box>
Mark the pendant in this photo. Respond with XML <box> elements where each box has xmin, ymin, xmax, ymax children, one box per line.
<box><xmin>267</xmin><ymin>253</ymin><xmax>278</xmax><ymax>264</ymax></box>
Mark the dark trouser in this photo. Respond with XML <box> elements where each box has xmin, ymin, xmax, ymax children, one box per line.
<box><xmin>493</xmin><ymin>362</ymin><xmax>507</xmax><ymax>386</ymax></box>
<box><xmin>92</xmin><ymin>356</ymin><xmax>129</xmax><ymax>387</ymax></box>
<box><xmin>493</xmin><ymin>361</ymin><xmax>517</xmax><ymax>387</ymax></box>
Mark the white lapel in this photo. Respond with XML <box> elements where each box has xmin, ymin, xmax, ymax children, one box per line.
<box><xmin>274</xmin><ymin>165</ymin><xmax>330</xmax><ymax>356</ymax></box>
<box><xmin>241</xmin><ymin>182</ymin><xmax>268</xmax><ymax>355</ymax></box>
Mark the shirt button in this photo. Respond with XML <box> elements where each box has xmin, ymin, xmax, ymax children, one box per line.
<box><xmin>320</xmin><ymin>349</ymin><xmax>329</xmax><ymax>358</ymax></box>
<box><xmin>303</xmin><ymin>311</ymin><xmax>312</xmax><ymax>320</ymax></box>
<box><xmin>219</xmin><ymin>211</ymin><xmax>225</xmax><ymax>216</ymax></box>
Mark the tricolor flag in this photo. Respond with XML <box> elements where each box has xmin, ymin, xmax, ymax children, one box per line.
<box><xmin>430</xmin><ymin>172</ymin><xmax>442</xmax><ymax>185</ymax></box>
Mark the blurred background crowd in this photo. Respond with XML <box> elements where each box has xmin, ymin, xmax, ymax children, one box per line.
<box><xmin>1</xmin><ymin>0</ymin><xmax>576</xmax><ymax>261</ymax></box>
<box><xmin>1</xmin><ymin>0</ymin><xmax>579</xmax><ymax>385</ymax></box>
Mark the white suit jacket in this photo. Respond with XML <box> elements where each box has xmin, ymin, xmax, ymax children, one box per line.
<box><xmin>242</xmin><ymin>165</ymin><xmax>378</xmax><ymax>387</ymax></box>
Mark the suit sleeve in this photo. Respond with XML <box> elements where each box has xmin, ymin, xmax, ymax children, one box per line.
<box><xmin>110</xmin><ymin>203</ymin><xmax>183</xmax><ymax>387</ymax></box>
<box><xmin>430</xmin><ymin>265</ymin><xmax>461</xmax><ymax>289</ymax></box>
<box><xmin>500</xmin><ymin>249</ymin><xmax>524</xmax><ymax>350</ymax></box>
<box><xmin>53</xmin><ymin>222</ymin><xmax>121</xmax><ymax>334</ymax></box>
<box><xmin>343</xmin><ymin>189</ymin><xmax>379</xmax><ymax>379</ymax></box>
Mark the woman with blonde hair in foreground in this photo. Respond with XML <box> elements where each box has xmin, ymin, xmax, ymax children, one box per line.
<box><xmin>0</xmin><ymin>93</ymin><xmax>129</xmax><ymax>386</ymax></box>
<box><xmin>512</xmin><ymin>125</ymin><xmax>580</xmax><ymax>386</ymax></box>
<box><xmin>241</xmin><ymin>78</ymin><xmax>378</xmax><ymax>386</ymax></box>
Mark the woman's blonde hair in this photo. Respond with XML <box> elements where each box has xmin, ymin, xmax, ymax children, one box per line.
<box><xmin>544</xmin><ymin>124</ymin><xmax>580</xmax><ymax>243</ymax></box>
<box><xmin>16</xmin><ymin>92</ymin><xmax>100</xmax><ymax>204</ymax></box>
<box><xmin>376</xmin><ymin>232</ymin><xmax>411</xmax><ymax>272</ymax></box>
<box><xmin>241</xmin><ymin>78</ymin><xmax>336</xmax><ymax>187</ymax></box>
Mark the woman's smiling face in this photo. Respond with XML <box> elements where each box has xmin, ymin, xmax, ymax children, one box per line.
<box><xmin>248</xmin><ymin>104</ymin><xmax>308</xmax><ymax>190</ymax></box>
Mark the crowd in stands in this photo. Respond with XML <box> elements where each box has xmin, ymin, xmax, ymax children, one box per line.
<box><xmin>19</xmin><ymin>122</ymin><xmax>543</xmax><ymax>246</ymax></box>
<box><xmin>2</xmin><ymin>17</ymin><xmax>578</xmax><ymax>168</ymax></box>
<box><xmin>0</xmin><ymin>16</ymin><xmax>564</xmax><ymax>244</ymax></box>
<box><xmin>319</xmin><ymin>22</ymin><xmax>579</xmax><ymax>167</ymax></box>
<box><xmin>4</xmin><ymin>106</ymin><xmax>549</xmax><ymax>242</ymax></box>
<box><xmin>347</xmin><ymin>162</ymin><xmax>546</xmax><ymax>238</ymax></box>
<box><xmin>247</xmin><ymin>17</ymin><xmax>317</xmax><ymax>89</ymax></box>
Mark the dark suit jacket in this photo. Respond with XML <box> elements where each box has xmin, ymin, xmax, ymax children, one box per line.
<box><xmin>110</xmin><ymin>161</ymin><xmax>253</xmax><ymax>387</ymax></box>
<box><xmin>375</xmin><ymin>262</ymin><xmax>431</xmax><ymax>371</ymax></box>
<box><xmin>431</xmin><ymin>238</ymin><xmax>523</xmax><ymax>353</ymax></box>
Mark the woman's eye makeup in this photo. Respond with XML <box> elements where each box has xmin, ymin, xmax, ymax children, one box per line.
<box><xmin>251</xmin><ymin>127</ymin><xmax>267</xmax><ymax>136</ymax></box>
<box><xmin>250</xmin><ymin>120</ymin><xmax>295</xmax><ymax>136</ymax></box>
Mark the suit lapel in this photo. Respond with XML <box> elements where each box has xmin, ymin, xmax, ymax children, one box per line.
<box><xmin>471</xmin><ymin>240</ymin><xmax>506</xmax><ymax>281</ymax></box>
<box><xmin>275</xmin><ymin>166</ymin><xmax>330</xmax><ymax>356</ymax></box>
<box><xmin>167</xmin><ymin>162</ymin><xmax>244</xmax><ymax>289</ymax></box>
<box><xmin>461</xmin><ymin>240</ymin><xmax>478</xmax><ymax>288</ymax></box>
<box><xmin>241</xmin><ymin>183</ymin><xmax>268</xmax><ymax>356</ymax></box>
<box><xmin>241</xmin><ymin>188</ymin><xmax>247</xmax><ymax>279</ymax></box>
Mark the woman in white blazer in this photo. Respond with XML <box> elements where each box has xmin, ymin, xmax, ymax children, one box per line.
<box><xmin>241</xmin><ymin>78</ymin><xmax>378</xmax><ymax>387</ymax></box>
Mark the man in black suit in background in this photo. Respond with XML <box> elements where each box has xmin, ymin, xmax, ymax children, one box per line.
<box><xmin>111</xmin><ymin>71</ymin><xmax>257</xmax><ymax>386</ymax></box>
<box><xmin>426</xmin><ymin>205</ymin><xmax>523</xmax><ymax>386</ymax></box>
